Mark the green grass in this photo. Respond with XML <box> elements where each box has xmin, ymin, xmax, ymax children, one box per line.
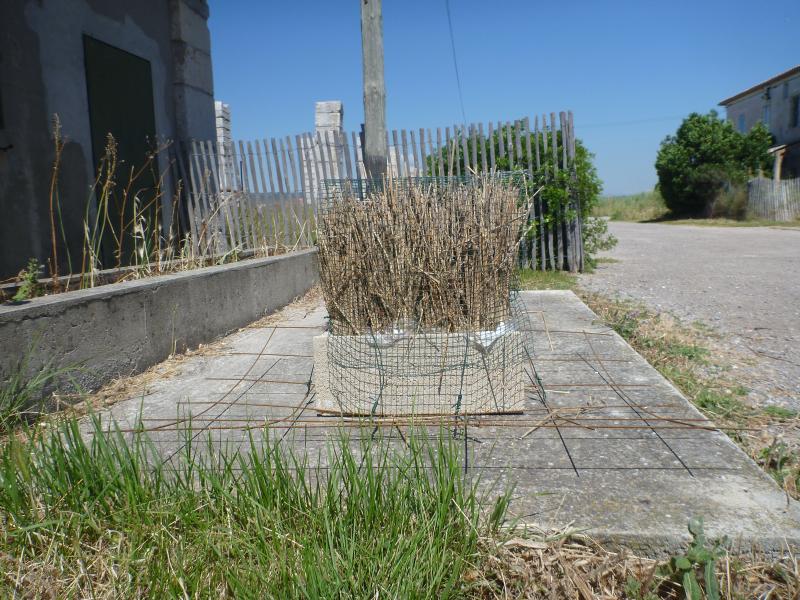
<box><xmin>691</xmin><ymin>387</ymin><xmax>749</xmax><ymax>420</ymax></box>
<box><xmin>0</xmin><ymin>416</ymin><xmax>509</xmax><ymax>598</ymax></box>
<box><xmin>762</xmin><ymin>405</ymin><xmax>798</xmax><ymax>420</ymax></box>
<box><xmin>593</xmin><ymin>191</ymin><xmax>668</xmax><ymax>222</ymax></box>
<box><xmin>594</xmin><ymin>191</ymin><xmax>800</xmax><ymax>227</ymax></box>
<box><xmin>0</xmin><ymin>345</ymin><xmax>75</xmax><ymax>432</ymax></box>
<box><xmin>518</xmin><ymin>268</ymin><xmax>577</xmax><ymax>290</ymax></box>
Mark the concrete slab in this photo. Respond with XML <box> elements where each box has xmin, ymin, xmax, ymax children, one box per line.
<box><xmin>82</xmin><ymin>290</ymin><xmax>800</xmax><ymax>556</ymax></box>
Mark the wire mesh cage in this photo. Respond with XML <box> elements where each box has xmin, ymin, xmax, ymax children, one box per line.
<box><xmin>313</xmin><ymin>176</ymin><xmax>535</xmax><ymax>416</ymax></box>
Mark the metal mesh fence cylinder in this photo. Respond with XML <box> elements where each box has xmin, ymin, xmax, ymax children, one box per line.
<box><xmin>314</xmin><ymin>177</ymin><xmax>535</xmax><ymax>416</ymax></box>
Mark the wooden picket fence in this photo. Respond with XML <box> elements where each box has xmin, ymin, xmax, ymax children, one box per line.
<box><xmin>181</xmin><ymin>111</ymin><xmax>583</xmax><ymax>271</ymax></box>
<box><xmin>748</xmin><ymin>177</ymin><xmax>800</xmax><ymax>221</ymax></box>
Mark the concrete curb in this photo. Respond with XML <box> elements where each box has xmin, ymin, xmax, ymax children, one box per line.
<box><xmin>0</xmin><ymin>249</ymin><xmax>319</xmax><ymax>397</ymax></box>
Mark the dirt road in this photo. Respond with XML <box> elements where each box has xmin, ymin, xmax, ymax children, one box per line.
<box><xmin>579</xmin><ymin>221</ymin><xmax>800</xmax><ymax>410</ymax></box>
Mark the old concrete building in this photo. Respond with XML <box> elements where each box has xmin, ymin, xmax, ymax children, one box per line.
<box><xmin>720</xmin><ymin>65</ymin><xmax>800</xmax><ymax>179</ymax></box>
<box><xmin>0</xmin><ymin>0</ymin><xmax>216</xmax><ymax>280</ymax></box>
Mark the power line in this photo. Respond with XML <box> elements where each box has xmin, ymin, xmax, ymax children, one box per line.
<box><xmin>579</xmin><ymin>115</ymin><xmax>686</xmax><ymax>128</ymax></box>
<box><xmin>444</xmin><ymin>0</ymin><xmax>467</xmax><ymax>125</ymax></box>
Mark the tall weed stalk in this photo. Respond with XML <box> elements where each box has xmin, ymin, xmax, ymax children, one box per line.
<box><xmin>38</xmin><ymin>115</ymin><xmax>295</xmax><ymax>295</ymax></box>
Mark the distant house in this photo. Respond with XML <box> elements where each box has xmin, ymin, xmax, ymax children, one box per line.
<box><xmin>0</xmin><ymin>0</ymin><xmax>216</xmax><ymax>280</ymax></box>
<box><xmin>719</xmin><ymin>65</ymin><xmax>800</xmax><ymax>179</ymax></box>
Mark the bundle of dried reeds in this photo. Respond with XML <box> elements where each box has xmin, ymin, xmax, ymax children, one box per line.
<box><xmin>317</xmin><ymin>178</ymin><xmax>530</xmax><ymax>335</ymax></box>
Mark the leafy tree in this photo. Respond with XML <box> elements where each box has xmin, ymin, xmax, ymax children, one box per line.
<box><xmin>655</xmin><ymin>111</ymin><xmax>773</xmax><ymax>216</ymax></box>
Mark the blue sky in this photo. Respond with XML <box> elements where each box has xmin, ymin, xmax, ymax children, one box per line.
<box><xmin>208</xmin><ymin>0</ymin><xmax>798</xmax><ymax>196</ymax></box>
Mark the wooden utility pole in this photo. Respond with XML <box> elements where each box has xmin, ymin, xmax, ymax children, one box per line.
<box><xmin>360</xmin><ymin>0</ymin><xmax>387</xmax><ymax>179</ymax></box>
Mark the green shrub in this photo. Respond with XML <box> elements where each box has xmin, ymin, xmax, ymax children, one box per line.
<box><xmin>11</xmin><ymin>258</ymin><xmax>43</xmax><ymax>302</ymax></box>
<box><xmin>427</xmin><ymin>126</ymin><xmax>614</xmax><ymax>260</ymax></box>
<box><xmin>583</xmin><ymin>216</ymin><xmax>618</xmax><ymax>256</ymax></box>
<box><xmin>655</xmin><ymin>111</ymin><xmax>772</xmax><ymax>217</ymax></box>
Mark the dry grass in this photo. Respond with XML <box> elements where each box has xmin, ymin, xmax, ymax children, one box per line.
<box><xmin>470</xmin><ymin>533</ymin><xmax>799</xmax><ymax>599</ymax></box>
<box><xmin>247</xmin><ymin>285</ymin><xmax>323</xmax><ymax>328</ymax></box>
<box><xmin>317</xmin><ymin>178</ymin><xmax>530</xmax><ymax>335</ymax></box>
<box><xmin>2</xmin><ymin>116</ymin><xmax>300</xmax><ymax>300</ymax></box>
<box><xmin>593</xmin><ymin>191</ymin><xmax>668</xmax><ymax>222</ymax></box>
<box><xmin>14</xmin><ymin>345</ymin><xmax>219</xmax><ymax>442</ymax></box>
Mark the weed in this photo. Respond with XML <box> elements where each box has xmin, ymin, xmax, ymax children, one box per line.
<box><xmin>593</xmin><ymin>189</ymin><xmax>799</xmax><ymax>226</ymax></box>
<box><xmin>625</xmin><ymin>518</ymin><xmax>725</xmax><ymax>599</ymax></box>
<box><xmin>661</xmin><ymin>217</ymin><xmax>800</xmax><ymax>227</ymax></box>
<box><xmin>692</xmin><ymin>388</ymin><xmax>748</xmax><ymax>420</ymax></box>
<box><xmin>624</xmin><ymin>576</ymin><xmax>659</xmax><ymax>600</ymax></box>
<box><xmin>40</xmin><ymin>116</ymin><xmax>298</xmax><ymax>297</ymax></box>
<box><xmin>659</xmin><ymin>518</ymin><xmax>725</xmax><ymax>600</ymax></box>
<box><xmin>583</xmin><ymin>215</ymin><xmax>618</xmax><ymax>255</ymax></box>
<box><xmin>665</xmin><ymin>342</ymin><xmax>708</xmax><ymax>362</ymax></box>
<box><xmin>601</xmin><ymin>304</ymin><xmax>641</xmax><ymax>339</ymax></box>
<box><xmin>732</xmin><ymin>384</ymin><xmax>749</xmax><ymax>396</ymax></box>
<box><xmin>710</xmin><ymin>184</ymin><xmax>748</xmax><ymax>220</ymax></box>
<box><xmin>581</xmin><ymin>294</ymin><xmax>748</xmax><ymax>419</ymax></box>
<box><xmin>758</xmin><ymin>440</ymin><xmax>800</xmax><ymax>495</ymax></box>
<box><xmin>11</xmin><ymin>258</ymin><xmax>43</xmax><ymax>302</ymax></box>
<box><xmin>474</xmin><ymin>516</ymin><xmax>797</xmax><ymax>598</ymax></box>
<box><xmin>48</xmin><ymin>114</ymin><xmax>67</xmax><ymax>287</ymax></box>
<box><xmin>594</xmin><ymin>257</ymin><xmax>620</xmax><ymax>264</ymax></box>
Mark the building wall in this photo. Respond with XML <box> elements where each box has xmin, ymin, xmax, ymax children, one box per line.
<box><xmin>0</xmin><ymin>0</ymin><xmax>215</xmax><ymax>280</ymax></box>
<box><xmin>724</xmin><ymin>73</ymin><xmax>800</xmax><ymax>179</ymax></box>
<box><xmin>724</xmin><ymin>73</ymin><xmax>800</xmax><ymax>146</ymax></box>
<box><xmin>726</xmin><ymin>75</ymin><xmax>800</xmax><ymax>144</ymax></box>
<box><xmin>725</xmin><ymin>92</ymin><xmax>763</xmax><ymax>135</ymax></box>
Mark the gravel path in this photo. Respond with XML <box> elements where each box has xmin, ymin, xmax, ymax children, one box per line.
<box><xmin>579</xmin><ymin>221</ymin><xmax>800</xmax><ymax>411</ymax></box>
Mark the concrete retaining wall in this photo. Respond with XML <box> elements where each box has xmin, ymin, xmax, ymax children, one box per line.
<box><xmin>0</xmin><ymin>249</ymin><xmax>318</xmax><ymax>396</ymax></box>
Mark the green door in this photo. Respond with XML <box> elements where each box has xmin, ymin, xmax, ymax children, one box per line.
<box><xmin>83</xmin><ymin>35</ymin><xmax>158</xmax><ymax>267</ymax></box>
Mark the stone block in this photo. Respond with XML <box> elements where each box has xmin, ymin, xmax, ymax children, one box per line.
<box><xmin>170</xmin><ymin>0</ymin><xmax>211</xmax><ymax>51</ymax></box>
<box><xmin>315</xmin><ymin>101</ymin><xmax>343</xmax><ymax>130</ymax></box>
